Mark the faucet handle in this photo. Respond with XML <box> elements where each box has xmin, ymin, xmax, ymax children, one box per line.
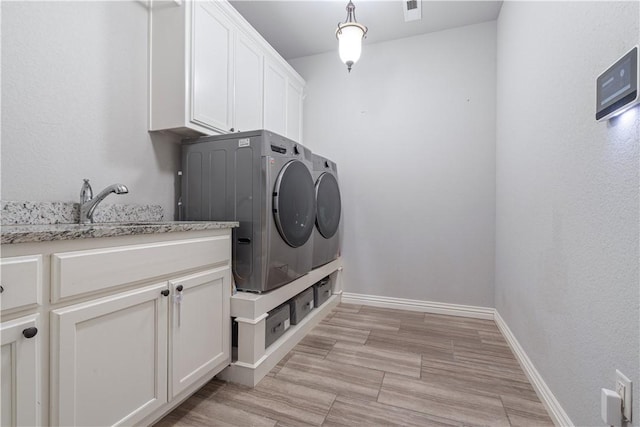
<box><xmin>80</xmin><ymin>179</ymin><xmax>93</xmax><ymax>204</ymax></box>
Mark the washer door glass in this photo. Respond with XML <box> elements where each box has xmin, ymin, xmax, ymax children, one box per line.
<box><xmin>315</xmin><ymin>172</ymin><xmax>341</xmax><ymax>239</ymax></box>
<box><xmin>273</xmin><ymin>160</ymin><xmax>316</xmax><ymax>248</ymax></box>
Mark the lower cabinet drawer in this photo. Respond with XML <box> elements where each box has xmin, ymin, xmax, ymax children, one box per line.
<box><xmin>0</xmin><ymin>255</ymin><xmax>42</xmax><ymax>313</ymax></box>
<box><xmin>289</xmin><ymin>287</ymin><xmax>314</xmax><ymax>325</ymax></box>
<box><xmin>313</xmin><ymin>276</ymin><xmax>332</xmax><ymax>308</ymax></box>
<box><xmin>265</xmin><ymin>304</ymin><xmax>290</xmax><ymax>348</ymax></box>
<box><xmin>51</xmin><ymin>235</ymin><xmax>230</xmax><ymax>302</ymax></box>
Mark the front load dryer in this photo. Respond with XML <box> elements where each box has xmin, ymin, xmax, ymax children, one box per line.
<box><xmin>311</xmin><ymin>154</ymin><xmax>341</xmax><ymax>268</ymax></box>
<box><xmin>181</xmin><ymin>130</ymin><xmax>316</xmax><ymax>293</ymax></box>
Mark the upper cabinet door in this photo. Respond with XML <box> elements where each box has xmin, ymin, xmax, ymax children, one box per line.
<box><xmin>263</xmin><ymin>61</ymin><xmax>287</xmax><ymax>136</ymax></box>
<box><xmin>286</xmin><ymin>81</ymin><xmax>303</xmax><ymax>142</ymax></box>
<box><xmin>191</xmin><ymin>2</ymin><xmax>233</xmax><ymax>133</ymax></box>
<box><xmin>234</xmin><ymin>33</ymin><xmax>263</xmax><ymax>132</ymax></box>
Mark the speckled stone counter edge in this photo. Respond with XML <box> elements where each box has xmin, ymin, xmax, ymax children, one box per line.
<box><xmin>1</xmin><ymin>221</ymin><xmax>239</xmax><ymax>245</ymax></box>
<box><xmin>0</xmin><ymin>201</ymin><xmax>238</xmax><ymax>244</ymax></box>
<box><xmin>1</xmin><ymin>201</ymin><xmax>164</xmax><ymax>225</ymax></box>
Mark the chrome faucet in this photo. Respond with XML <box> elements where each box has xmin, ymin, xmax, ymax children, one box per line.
<box><xmin>79</xmin><ymin>179</ymin><xmax>129</xmax><ymax>224</ymax></box>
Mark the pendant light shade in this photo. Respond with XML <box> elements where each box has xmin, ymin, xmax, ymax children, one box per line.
<box><xmin>336</xmin><ymin>1</ymin><xmax>367</xmax><ymax>72</ymax></box>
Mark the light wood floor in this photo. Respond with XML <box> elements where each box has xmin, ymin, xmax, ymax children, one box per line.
<box><xmin>156</xmin><ymin>304</ymin><xmax>554</xmax><ymax>426</ymax></box>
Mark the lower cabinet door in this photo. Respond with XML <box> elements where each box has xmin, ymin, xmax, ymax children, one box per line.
<box><xmin>169</xmin><ymin>266</ymin><xmax>230</xmax><ymax>398</ymax></box>
<box><xmin>51</xmin><ymin>283</ymin><xmax>169</xmax><ymax>427</ymax></box>
<box><xmin>1</xmin><ymin>314</ymin><xmax>41</xmax><ymax>427</ymax></box>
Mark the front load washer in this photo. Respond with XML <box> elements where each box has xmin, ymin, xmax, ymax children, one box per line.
<box><xmin>181</xmin><ymin>130</ymin><xmax>316</xmax><ymax>293</ymax></box>
<box><xmin>311</xmin><ymin>154</ymin><xmax>341</xmax><ymax>268</ymax></box>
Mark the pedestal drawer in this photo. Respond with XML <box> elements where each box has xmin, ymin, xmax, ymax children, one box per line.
<box><xmin>0</xmin><ymin>255</ymin><xmax>42</xmax><ymax>313</ymax></box>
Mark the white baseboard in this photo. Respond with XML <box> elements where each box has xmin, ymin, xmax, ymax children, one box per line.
<box><xmin>340</xmin><ymin>292</ymin><xmax>494</xmax><ymax>320</ymax></box>
<box><xmin>494</xmin><ymin>311</ymin><xmax>574</xmax><ymax>427</ymax></box>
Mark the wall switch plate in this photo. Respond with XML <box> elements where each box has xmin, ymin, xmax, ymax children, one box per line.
<box><xmin>616</xmin><ymin>370</ymin><xmax>632</xmax><ymax>422</ymax></box>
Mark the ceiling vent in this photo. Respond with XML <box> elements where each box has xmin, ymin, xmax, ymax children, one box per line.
<box><xmin>403</xmin><ymin>0</ymin><xmax>422</xmax><ymax>22</ymax></box>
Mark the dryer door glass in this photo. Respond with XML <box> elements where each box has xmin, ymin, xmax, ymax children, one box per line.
<box><xmin>315</xmin><ymin>172</ymin><xmax>341</xmax><ymax>239</ymax></box>
<box><xmin>273</xmin><ymin>160</ymin><xmax>316</xmax><ymax>248</ymax></box>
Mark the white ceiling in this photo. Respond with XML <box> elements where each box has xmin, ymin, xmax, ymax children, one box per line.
<box><xmin>229</xmin><ymin>0</ymin><xmax>503</xmax><ymax>60</ymax></box>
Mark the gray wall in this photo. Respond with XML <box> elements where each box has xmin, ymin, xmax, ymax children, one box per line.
<box><xmin>1</xmin><ymin>1</ymin><xmax>180</xmax><ymax>219</ymax></box>
<box><xmin>495</xmin><ymin>2</ymin><xmax>640</xmax><ymax>425</ymax></box>
<box><xmin>291</xmin><ymin>21</ymin><xmax>497</xmax><ymax>308</ymax></box>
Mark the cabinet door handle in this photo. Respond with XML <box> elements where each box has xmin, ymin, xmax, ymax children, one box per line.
<box><xmin>161</xmin><ymin>289</ymin><xmax>170</xmax><ymax>297</ymax></box>
<box><xmin>22</xmin><ymin>327</ymin><xmax>38</xmax><ymax>339</ymax></box>
<box><xmin>0</xmin><ymin>285</ymin><xmax>4</xmax><ymax>293</ymax></box>
<box><xmin>176</xmin><ymin>285</ymin><xmax>184</xmax><ymax>292</ymax></box>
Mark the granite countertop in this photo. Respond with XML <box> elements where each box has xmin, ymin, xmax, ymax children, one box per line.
<box><xmin>1</xmin><ymin>221</ymin><xmax>239</xmax><ymax>245</ymax></box>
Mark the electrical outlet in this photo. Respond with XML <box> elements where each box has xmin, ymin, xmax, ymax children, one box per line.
<box><xmin>616</xmin><ymin>370</ymin><xmax>632</xmax><ymax>422</ymax></box>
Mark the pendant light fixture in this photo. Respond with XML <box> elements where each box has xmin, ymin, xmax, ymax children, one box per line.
<box><xmin>336</xmin><ymin>0</ymin><xmax>368</xmax><ymax>73</ymax></box>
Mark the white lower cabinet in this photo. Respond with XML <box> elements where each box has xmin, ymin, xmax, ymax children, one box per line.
<box><xmin>50</xmin><ymin>268</ymin><xmax>232</xmax><ymax>426</ymax></box>
<box><xmin>169</xmin><ymin>267</ymin><xmax>231</xmax><ymax>398</ymax></box>
<box><xmin>51</xmin><ymin>283</ymin><xmax>169</xmax><ymax>427</ymax></box>
<box><xmin>2</xmin><ymin>228</ymin><xmax>233</xmax><ymax>426</ymax></box>
<box><xmin>0</xmin><ymin>314</ymin><xmax>41</xmax><ymax>427</ymax></box>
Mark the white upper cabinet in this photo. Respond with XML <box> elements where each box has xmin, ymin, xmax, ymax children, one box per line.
<box><xmin>264</xmin><ymin>61</ymin><xmax>287</xmax><ymax>136</ymax></box>
<box><xmin>286</xmin><ymin>80</ymin><xmax>304</xmax><ymax>143</ymax></box>
<box><xmin>234</xmin><ymin>33</ymin><xmax>264</xmax><ymax>133</ymax></box>
<box><xmin>264</xmin><ymin>58</ymin><xmax>305</xmax><ymax>142</ymax></box>
<box><xmin>150</xmin><ymin>0</ymin><xmax>305</xmax><ymax>141</ymax></box>
<box><xmin>191</xmin><ymin>2</ymin><xmax>233</xmax><ymax>133</ymax></box>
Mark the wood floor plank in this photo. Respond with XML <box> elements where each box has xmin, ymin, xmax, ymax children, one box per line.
<box><xmin>267</xmin><ymin>351</ymin><xmax>297</xmax><ymax>377</ymax></box>
<box><xmin>275</xmin><ymin>353</ymin><xmax>384</xmax><ymax>401</ymax></box>
<box><xmin>155</xmin><ymin>380</ymin><xmax>277</xmax><ymax>427</ymax></box>
<box><xmin>422</xmin><ymin>356</ymin><xmax>530</xmax><ymax>384</ymax></box>
<box><xmin>213</xmin><ymin>376</ymin><xmax>336</xmax><ymax>426</ymax></box>
<box><xmin>325</xmin><ymin>341</ymin><xmax>422</xmax><ymax>378</ymax></box>
<box><xmin>325</xmin><ymin>311</ymin><xmax>401</xmax><ymax>332</ymax></box>
<box><xmin>306</xmin><ymin>323</ymin><xmax>370</xmax><ymax>345</ymax></box>
<box><xmin>454</xmin><ymin>339</ymin><xmax>518</xmax><ymax>358</ymax></box>
<box><xmin>424</xmin><ymin>313</ymin><xmax>499</xmax><ymax>332</ymax></box>
<box><xmin>331</xmin><ymin>303</ymin><xmax>362</xmax><ymax>314</ymax></box>
<box><xmin>400</xmin><ymin>321</ymin><xmax>485</xmax><ymax>342</ymax></box>
<box><xmin>365</xmin><ymin>329</ymin><xmax>454</xmax><ymax>361</ymax></box>
<box><xmin>453</xmin><ymin>348</ymin><xmax>522</xmax><ymax>370</ymax></box>
<box><xmin>292</xmin><ymin>335</ymin><xmax>337</xmax><ymax>358</ymax></box>
<box><xmin>421</xmin><ymin>358</ymin><xmax>538</xmax><ymax>399</ymax></box>
<box><xmin>501</xmin><ymin>394</ymin><xmax>554</xmax><ymax>426</ymax></box>
<box><xmin>193</xmin><ymin>378</ymin><xmax>228</xmax><ymax>398</ymax></box>
<box><xmin>358</xmin><ymin>305</ymin><xmax>426</xmax><ymax>322</ymax></box>
<box><xmin>477</xmin><ymin>330</ymin><xmax>513</xmax><ymax>347</ymax></box>
<box><xmin>378</xmin><ymin>373</ymin><xmax>511</xmax><ymax>427</ymax></box>
<box><xmin>155</xmin><ymin>398</ymin><xmax>278</xmax><ymax>427</ymax></box>
<box><xmin>323</xmin><ymin>394</ymin><xmax>464</xmax><ymax>426</ymax></box>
